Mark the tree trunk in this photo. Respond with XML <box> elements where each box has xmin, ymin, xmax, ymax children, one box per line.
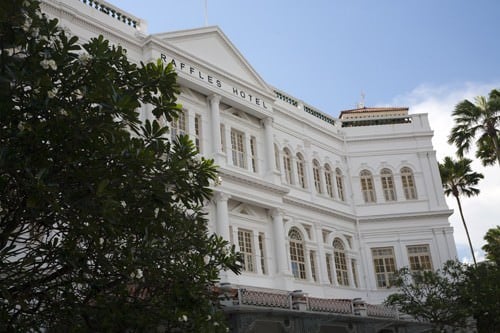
<box><xmin>455</xmin><ymin>195</ymin><xmax>477</xmax><ymax>266</ymax></box>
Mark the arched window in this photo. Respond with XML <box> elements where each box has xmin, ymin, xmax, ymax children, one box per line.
<box><xmin>360</xmin><ymin>170</ymin><xmax>376</xmax><ymax>203</ymax></box>
<box><xmin>381</xmin><ymin>168</ymin><xmax>396</xmax><ymax>201</ymax></box>
<box><xmin>401</xmin><ymin>167</ymin><xmax>417</xmax><ymax>200</ymax></box>
<box><xmin>283</xmin><ymin>148</ymin><xmax>293</xmax><ymax>184</ymax></box>
<box><xmin>313</xmin><ymin>159</ymin><xmax>322</xmax><ymax>194</ymax></box>
<box><xmin>335</xmin><ymin>168</ymin><xmax>345</xmax><ymax>201</ymax></box>
<box><xmin>333</xmin><ymin>238</ymin><xmax>349</xmax><ymax>286</ymax></box>
<box><xmin>324</xmin><ymin>164</ymin><xmax>334</xmax><ymax>198</ymax></box>
<box><xmin>289</xmin><ymin>228</ymin><xmax>306</xmax><ymax>280</ymax></box>
<box><xmin>296</xmin><ymin>153</ymin><xmax>307</xmax><ymax>189</ymax></box>
<box><xmin>274</xmin><ymin>144</ymin><xmax>280</xmax><ymax>171</ymax></box>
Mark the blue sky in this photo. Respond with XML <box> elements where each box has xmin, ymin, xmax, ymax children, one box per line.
<box><xmin>112</xmin><ymin>0</ymin><xmax>500</xmax><ymax>262</ymax></box>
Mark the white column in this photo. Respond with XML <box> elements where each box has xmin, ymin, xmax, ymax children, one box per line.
<box><xmin>346</xmin><ymin>254</ymin><xmax>355</xmax><ymax>287</ymax></box>
<box><xmin>215</xmin><ymin>192</ymin><xmax>230</xmax><ymax>241</ymax></box>
<box><xmin>208</xmin><ymin>94</ymin><xmax>222</xmax><ymax>163</ymax></box>
<box><xmin>262</xmin><ymin>117</ymin><xmax>277</xmax><ymax>179</ymax></box>
<box><xmin>271</xmin><ymin>209</ymin><xmax>289</xmax><ymax>275</ymax></box>
<box><xmin>315</xmin><ymin>225</ymin><xmax>330</xmax><ymax>284</ymax></box>
<box><xmin>305</xmin><ymin>249</ymin><xmax>314</xmax><ymax>282</ymax></box>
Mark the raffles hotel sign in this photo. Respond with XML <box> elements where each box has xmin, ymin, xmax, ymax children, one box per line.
<box><xmin>161</xmin><ymin>54</ymin><xmax>269</xmax><ymax>110</ymax></box>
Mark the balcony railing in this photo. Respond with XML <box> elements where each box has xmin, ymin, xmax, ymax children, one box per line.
<box><xmin>216</xmin><ymin>286</ymin><xmax>399</xmax><ymax>320</ymax></box>
<box><xmin>78</xmin><ymin>0</ymin><xmax>144</xmax><ymax>31</ymax></box>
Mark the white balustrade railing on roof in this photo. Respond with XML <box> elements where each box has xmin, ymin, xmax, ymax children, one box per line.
<box><xmin>78</xmin><ymin>0</ymin><xmax>144</xmax><ymax>31</ymax></box>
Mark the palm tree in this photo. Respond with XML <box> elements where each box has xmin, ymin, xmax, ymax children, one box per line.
<box><xmin>438</xmin><ymin>157</ymin><xmax>484</xmax><ymax>266</ymax></box>
<box><xmin>448</xmin><ymin>88</ymin><xmax>500</xmax><ymax>167</ymax></box>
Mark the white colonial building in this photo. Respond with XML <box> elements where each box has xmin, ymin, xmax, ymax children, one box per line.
<box><xmin>41</xmin><ymin>0</ymin><xmax>456</xmax><ymax>315</ymax></box>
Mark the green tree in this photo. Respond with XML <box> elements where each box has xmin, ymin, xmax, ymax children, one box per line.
<box><xmin>462</xmin><ymin>261</ymin><xmax>500</xmax><ymax>333</ymax></box>
<box><xmin>482</xmin><ymin>225</ymin><xmax>500</xmax><ymax>264</ymax></box>
<box><xmin>0</xmin><ymin>1</ymin><xmax>240</xmax><ymax>331</ymax></box>
<box><xmin>438</xmin><ymin>156</ymin><xmax>483</xmax><ymax>266</ymax></box>
<box><xmin>385</xmin><ymin>261</ymin><xmax>471</xmax><ymax>332</ymax></box>
<box><xmin>461</xmin><ymin>228</ymin><xmax>500</xmax><ymax>333</ymax></box>
<box><xmin>449</xmin><ymin>89</ymin><xmax>500</xmax><ymax>166</ymax></box>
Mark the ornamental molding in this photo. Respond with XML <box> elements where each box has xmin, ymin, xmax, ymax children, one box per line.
<box><xmin>283</xmin><ymin>197</ymin><xmax>356</xmax><ymax>222</ymax></box>
<box><xmin>218</xmin><ymin>168</ymin><xmax>289</xmax><ymax>196</ymax></box>
<box><xmin>358</xmin><ymin>209</ymin><xmax>453</xmax><ymax>223</ymax></box>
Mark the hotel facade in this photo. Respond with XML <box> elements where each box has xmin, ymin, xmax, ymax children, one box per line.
<box><xmin>41</xmin><ymin>1</ymin><xmax>457</xmax><ymax>331</ymax></box>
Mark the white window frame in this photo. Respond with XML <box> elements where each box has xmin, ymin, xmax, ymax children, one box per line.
<box><xmin>230</xmin><ymin>128</ymin><xmax>246</xmax><ymax>168</ymax></box>
<box><xmin>333</xmin><ymin>238</ymin><xmax>349</xmax><ymax>286</ymax></box>
<box><xmin>250</xmin><ymin>136</ymin><xmax>258</xmax><ymax>173</ymax></box>
<box><xmin>360</xmin><ymin>170</ymin><xmax>376</xmax><ymax>203</ymax></box>
<box><xmin>381</xmin><ymin>168</ymin><xmax>396</xmax><ymax>201</ymax></box>
<box><xmin>313</xmin><ymin>159</ymin><xmax>322</xmax><ymax>194</ymax></box>
<box><xmin>171</xmin><ymin>110</ymin><xmax>187</xmax><ymax>140</ymax></box>
<box><xmin>289</xmin><ymin>228</ymin><xmax>307</xmax><ymax>280</ymax></box>
<box><xmin>372</xmin><ymin>247</ymin><xmax>397</xmax><ymax>288</ymax></box>
<box><xmin>296</xmin><ymin>153</ymin><xmax>307</xmax><ymax>189</ymax></box>
<box><xmin>238</xmin><ymin>229</ymin><xmax>255</xmax><ymax>272</ymax></box>
<box><xmin>401</xmin><ymin>167</ymin><xmax>417</xmax><ymax>200</ymax></box>
<box><xmin>324</xmin><ymin>164</ymin><xmax>334</xmax><ymax>198</ymax></box>
<box><xmin>407</xmin><ymin>244</ymin><xmax>433</xmax><ymax>272</ymax></box>
<box><xmin>335</xmin><ymin>168</ymin><xmax>345</xmax><ymax>201</ymax></box>
<box><xmin>194</xmin><ymin>114</ymin><xmax>202</xmax><ymax>152</ymax></box>
<box><xmin>258</xmin><ymin>233</ymin><xmax>266</xmax><ymax>275</ymax></box>
<box><xmin>283</xmin><ymin>149</ymin><xmax>293</xmax><ymax>184</ymax></box>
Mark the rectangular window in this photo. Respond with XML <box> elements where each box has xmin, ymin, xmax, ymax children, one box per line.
<box><xmin>402</xmin><ymin>174</ymin><xmax>417</xmax><ymax>199</ymax></box>
<box><xmin>361</xmin><ymin>177</ymin><xmax>376</xmax><ymax>203</ymax></box>
<box><xmin>171</xmin><ymin>111</ymin><xmax>186</xmax><ymax>140</ymax></box>
<box><xmin>381</xmin><ymin>176</ymin><xmax>396</xmax><ymax>201</ymax></box>
<box><xmin>289</xmin><ymin>241</ymin><xmax>306</xmax><ymax>280</ymax></box>
<box><xmin>372</xmin><ymin>247</ymin><xmax>396</xmax><ymax>288</ymax></box>
<box><xmin>250</xmin><ymin>136</ymin><xmax>258</xmax><ymax>173</ymax></box>
<box><xmin>310</xmin><ymin>251</ymin><xmax>317</xmax><ymax>282</ymax></box>
<box><xmin>407</xmin><ymin>245</ymin><xmax>433</xmax><ymax>272</ymax></box>
<box><xmin>230</xmin><ymin>129</ymin><xmax>246</xmax><ymax>168</ymax></box>
<box><xmin>334</xmin><ymin>251</ymin><xmax>349</xmax><ymax>286</ymax></box>
<box><xmin>194</xmin><ymin>114</ymin><xmax>201</xmax><ymax>152</ymax></box>
<box><xmin>297</xmin><ymin>158</ymin><xmax>307</xmax><ymax>188</ymax></box>
<box><xmin>325</xmin><ymin>169</ymin><xmax>334</xmax><ymax>198</ymax></box>
<box><xmin>258</xmin><ymin>233</ymin><xmax>266</xmax><ymax>275</ymax></box>
<box><xmin>326</xmin><ymin>254</ymin><xmax>333</xmax><ymax>284</ymax></box>
<box><xmin>336</xmin><ymin>174</ymin><xmax>345</xmax><ymax>201</ymax></box>
<box><xmin>238</xmin><ymin>229</ymin><xmax>254</xmax><ymax>272</ymax></box>
<box><xmin>283</xmin><ymin>153</ymin><xmax>293</xmax><ymax>184</ymax></box>
<box><xmin>313</xmin><ymin>166</ymin><xmax>322</xmax><ymax>194</ymax></box>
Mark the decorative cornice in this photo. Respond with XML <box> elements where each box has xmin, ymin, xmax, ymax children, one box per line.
<box><xmin>358</xmin><ymin>209</ymin><xmax>453</xmax><ymax>223</ymax></box>
<box><xmin>218</xmin><ymin>168</ymin><xmax>289</xmax><ymax>195</ymax></box>
<box><xmin>283</xmin><ymin>197</ymin><xmax>356</xmax><ymax>222</ymax></box>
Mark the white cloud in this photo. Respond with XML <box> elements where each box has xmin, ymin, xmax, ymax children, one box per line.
<box><xmin>391</xmin><ymin>82</ymin><xmax>500</xmax><ymax>262</ymax></box>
